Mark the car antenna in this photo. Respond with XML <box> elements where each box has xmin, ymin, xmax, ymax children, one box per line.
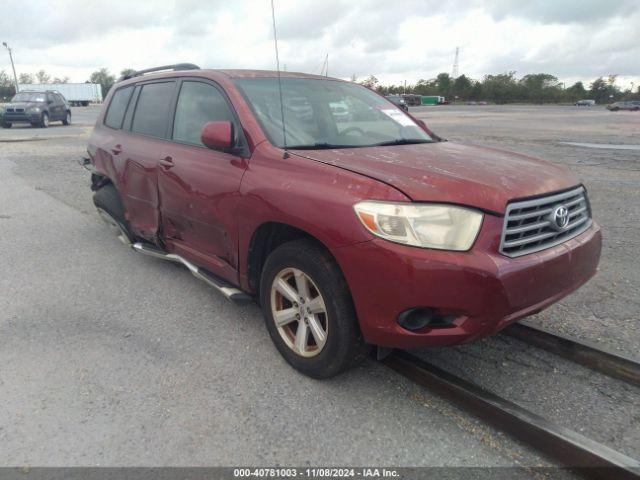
<box><xmin>270</xmin><ymin>0</ymin><xmax>289</xmax><ymax>159</ymax></box>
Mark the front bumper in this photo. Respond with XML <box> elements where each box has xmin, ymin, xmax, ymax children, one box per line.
<box><xmin>1</xmin><ymin>112</ymin><xmax>41</xmax><ymax>123</ymax></box>
<box><xmin>331</xmin><ymin>215</ymin><xmax>602</xmax><ymax>348</ymax></box>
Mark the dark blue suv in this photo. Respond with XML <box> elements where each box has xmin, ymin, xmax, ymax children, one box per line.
<box><xmin>1</xmin><ymin>90</ymin><xmax>71</xmax><ymax>128</ymax></box>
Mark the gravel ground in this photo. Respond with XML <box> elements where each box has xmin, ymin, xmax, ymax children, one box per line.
<box><xmin>0</xmin><ymin>104</ymin><xmax>637</xmax><ymax>471</ymax></box>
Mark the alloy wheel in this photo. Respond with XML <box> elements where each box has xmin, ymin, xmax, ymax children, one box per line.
<box><xmin>270</xmin><ymin>267</ymin><xmax>328</xmax><ymax>358</ymax></box>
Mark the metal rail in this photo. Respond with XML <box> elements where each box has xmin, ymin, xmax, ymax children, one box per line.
<box><xmin>503</xmin><ymin>321</ymin><xmax>640</xmax><ymax>388</ymax></box>
<box><xmin>384</xmin><ymin>350</ymin><xmax>640</xmax><ymax>480</ymax></box>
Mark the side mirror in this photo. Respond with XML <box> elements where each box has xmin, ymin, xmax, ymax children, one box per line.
<box><xmin>201</xmin><ymin>121</ymin><xmax>234</xmax><ymax>150</ymax></box>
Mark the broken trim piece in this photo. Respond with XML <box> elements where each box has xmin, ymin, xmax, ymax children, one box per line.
<box><xmin>131</xmin><ymin>242</ymin><xmax>253</xmax><ymax>305</ymax></box>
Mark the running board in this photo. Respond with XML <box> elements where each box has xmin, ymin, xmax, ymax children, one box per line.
<box><xmin>131</xmin><ymin>242</ymin><xmax>253</xmax><ymax>305</ymax></box>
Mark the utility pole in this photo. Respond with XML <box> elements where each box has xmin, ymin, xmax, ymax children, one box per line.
<box><xmin>2</xmin><ymin>42</ymin><xmax>19</xmax><ymax>93</ymax></box>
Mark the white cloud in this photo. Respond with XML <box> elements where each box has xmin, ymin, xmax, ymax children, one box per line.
<box><xmin>0</xmin><ymin>0</ymin><xmax>638</xmax><ymax>89</ymax></box>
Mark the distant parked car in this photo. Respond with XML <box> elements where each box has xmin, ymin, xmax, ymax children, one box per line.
<box><xmin>329</xmin><ymin>101</ymin><xmax>351</xmax><ymax>121</ymax></box>
<box><xmin>385</xmin><ymin>95</ymin><xmax>409</xmax><ymax>112</ymax></box>
<box><xmin>606</xmin><ymin>101</ymin><xmax>640</xmax><ymax>111</ymax></box>
<box><xmin>575</xmin><ymin>99</ymin><xmax>596</xmax><ymax>107</ymax></box>
<box><xmin>285</xmin><ymin>96</ymin><xmax>313</xmax><ymax>122</ymax></box>
<box><xmin>1</xmin><ymin>90</ymin><xmax>71</xmax><ymax>128</ymax></box>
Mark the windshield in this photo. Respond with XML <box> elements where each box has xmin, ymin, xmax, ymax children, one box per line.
<box><xmin>234</xmin><ymin>78</ymin><xmax>432</xmax><ymax>149</ymax></box>
<box><xmin>11</xmin><ymin>92</ymin><xmax>46</xmax><ymax>103</ymax></box>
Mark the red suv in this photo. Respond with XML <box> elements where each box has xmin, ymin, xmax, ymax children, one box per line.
<box><xmin>86</xmin><ymin>64</ymin><xmax>601</xmax><ymax>378</ymax></box>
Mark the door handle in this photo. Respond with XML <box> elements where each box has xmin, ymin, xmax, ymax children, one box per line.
<box><xmin>158</xmin><ymin>156</ymin><xmax>174</xmax><ymax>168</ymax></box>
<box><xmin>111</xmin><ymin>144</ymin><xmax>122</xmax><ymax>155</ymax></box>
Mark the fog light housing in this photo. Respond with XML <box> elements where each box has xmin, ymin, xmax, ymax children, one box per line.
<box><xmin>397</xmin><ymin>307</ymin><xmax>455</xmax><ymax>331</ymax></box>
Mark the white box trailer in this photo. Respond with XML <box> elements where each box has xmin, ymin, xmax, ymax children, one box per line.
<box><xmin>17</xmin><ymin>83</ymin><xmax>103</xmax><ymax>106</ymax></box>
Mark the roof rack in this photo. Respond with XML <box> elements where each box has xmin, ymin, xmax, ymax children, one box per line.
<box><xmin>119</xmin><ymin>63</ymin><xmax>201</xmax><ymax>81</ymax></box>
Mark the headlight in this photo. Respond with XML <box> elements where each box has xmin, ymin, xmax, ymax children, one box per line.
<box><xmin>354</xmin><ymin>201</ymin><xmax>483</xmax><ymax>251</ymax></box>
<box><xmin>28</xmin><ymin>106</ymin><xmax>41</xmax><ymax>113</ymax></box>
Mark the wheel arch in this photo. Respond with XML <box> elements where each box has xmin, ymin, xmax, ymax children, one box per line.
<box><xmin>246</xmin><ymin>221</ymin><xmax>346</xmax><ymax>296</ymax></box>
<box><xmin>90</xmin><ymin>171</ymin><xmax>115</xmax><ymax>192</ymax></box>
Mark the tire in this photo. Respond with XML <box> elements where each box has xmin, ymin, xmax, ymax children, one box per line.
<box><xmin>40</xmin><ymin>112</ymin><xmax>49</xmax><ymax>128</ymax></box>
<box><xmin>260</xmin><ymin>238</ymin><xmax>370</xmax><ymax>378</ymax></box>
<box><xmin>92</xmin><ymin>183</ymin><xmax>134</xmax><ymax>243</ymax></box>
<box><xmin>62</xmin><ymin>110</ymin><xmax>71</xmax><ymax>125</ymax></box>
<box><xmin>1</xmin><ymin>122</ymin><xmax>11</xmax><ymax>128</ymax></box>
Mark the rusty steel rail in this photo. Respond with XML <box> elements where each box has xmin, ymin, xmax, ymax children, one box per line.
<box><xmin>503</xmin><ymin>320</ymin><xmax>640</xmax><ymax>388</ymax></box>
<box><xmin>384</xmin><ymin>350</ymin><xmax>640</xmax><ymax>480</ymax></box>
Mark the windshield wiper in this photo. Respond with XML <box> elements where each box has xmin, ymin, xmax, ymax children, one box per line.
<box><xmin>287</xmin><ymin>142</ymin><xmax>361</xmax><ymax>150</ymax></box>
<box><xmin>371</xmin><ymin>139</ymin><xmax>433</xmax><ymax>147</ymax></box>
<box><xmin>287</xmin><ymin>139</ymin><xmax>433</xmax><ymax>150</ymax></box>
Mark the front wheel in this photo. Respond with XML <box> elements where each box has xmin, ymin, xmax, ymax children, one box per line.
<box><xmin>62</xmin><ymin>111</ymin><xmax>71</xmax><ymax>125</ymax></box>
<box><xmin>1</xmin><ymin>122</ymin><xmax>11</xmax><ymax>128</ymax></box>
<box><xmin>40</xmin><ymin>112</ymin><xmax>49</xmax><ymax>128</ymax></box>
<box><xmin>260</xmin><ymin>239</ymin><xmax>370</xmax><ymax>378</ymax></box>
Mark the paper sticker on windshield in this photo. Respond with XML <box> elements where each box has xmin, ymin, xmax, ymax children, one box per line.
<box><xmin>381</xmin><ymin>108</ymin><xmax>414</xmax><ymax>126</ymax></box>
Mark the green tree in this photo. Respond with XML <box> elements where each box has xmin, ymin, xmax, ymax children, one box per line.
<box><xmin>481</xmin><ymin>72</ymin><xmax>520</xmax><ymax>104</ymax></box>
<box><xmin>120</xmin><ymin>68</ymin><xmax>136</xmax><ymax>79</ymax></box>
<box><xmin>468</xmin><ymin>81</ymin><xmax>483</xmax><ymax>101</ymax></box>
<box><xmin>52</xmin><ymin>76</ymin><xmax>70</xmax><ymax>83</ymax></box>
<box><xmin>413</xmin><ymin>78</ymin><xmax>438</xmax><ymax>96</ymax></box>
<box><xmin>566</xmin><ymin>81</ymin><xmax>587</xmax><ymax>102</ymax></box>
<box><xmin>18</xmin><ymin>72</ymin><xmax>34</xmax><ymax>84</ymax></box>
<box><xmin>35</xmin><ymin>70</ymin><xmax>51</xmax><ymax>84</ymax></box>
<box><xmin>519</xmin><ymin>73</ymin><xmax>560</xmax><ymax>103</ymax></box>
<box><xmin>435</xmin><ymin>72</ymin><xmax>452</xmax><ymax>96</ymax></box>
<box><xmin>452</xmin><ymin>74</ymin><xmax>473</xmax><ymax>100</ymax></box>
<box><xmin>89</xmin><ymin>68</ymin><xmax>116</xmax><ymax>98</ymax></box>
<box><xmin>589</xmin><ymin>77</ymin><xmax>620</xmax><ymax>103</ymax></box>
<box><xmin>0</xmin><ymin>70</ymin><xmax>16</xmax><ymax>100</ymax></box>
<box><xmin>360</xmin><ymin>75</ymin><xmax>379</xmax><ymax>89</ymax></box>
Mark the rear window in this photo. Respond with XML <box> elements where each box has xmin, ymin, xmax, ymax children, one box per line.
<box><xmin>131</xmin><ymin>82</ymin><xmax>175</xmax><ymax>138</ymax></box>
<box><xmin>105</xmin><ymin>86</ymin><xmax>133</xmax><ymax>129</ymax></box>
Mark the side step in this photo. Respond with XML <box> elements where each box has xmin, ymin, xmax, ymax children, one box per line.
<box><xmin>131</xmin><ymin>242</ymin><xmax>253</xmax><ymax>305</ymax></box>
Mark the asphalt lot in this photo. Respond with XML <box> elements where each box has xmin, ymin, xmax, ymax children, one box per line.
<box><xmin>0</xmin><ymin>104</ymin><xmax>638</xmax><ymax>470</ymax></box>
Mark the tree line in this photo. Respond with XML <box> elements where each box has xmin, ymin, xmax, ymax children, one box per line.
<box><xmin>3</xmin><ymin>67</ymin><xmax>639</xmax><ymax>104</ymax></box>
<box><xmin>361</xmin><ymin>72</ymin><xmax>640</xmax><ymax>104</ymax></box>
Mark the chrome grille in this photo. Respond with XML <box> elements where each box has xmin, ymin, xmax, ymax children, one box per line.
<box><xmin>500</xmin><ymin>186</ymin><xmax>591</xmax><ymax>257</ymax></box>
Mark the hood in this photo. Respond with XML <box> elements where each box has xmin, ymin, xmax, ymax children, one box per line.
<box><xmin>3</xmin><ymin>101</ymin><xmax>42</xmax><ymax>109</ymax></box>
<box><xmin>290</xmin><ymin>141</ymin><xmax>579</xmax><ymax>214</ymax></box>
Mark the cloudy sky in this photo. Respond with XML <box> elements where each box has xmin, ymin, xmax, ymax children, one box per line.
<box><xmin>1</xmin><ymin>0</ymin><xmax>639</xmax><ymax>89</ymax></box>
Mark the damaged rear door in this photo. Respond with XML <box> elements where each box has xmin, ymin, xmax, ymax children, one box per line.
<box><xmin>117</xmin><ymin>79</ymin><xmax>178</xmax><ymax>241</ymax></box>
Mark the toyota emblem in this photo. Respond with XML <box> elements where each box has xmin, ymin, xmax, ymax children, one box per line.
<box><xmin>551</xmin><ymin>205</ymin><xmax>570</xmax><ymax>230</ymax></box>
